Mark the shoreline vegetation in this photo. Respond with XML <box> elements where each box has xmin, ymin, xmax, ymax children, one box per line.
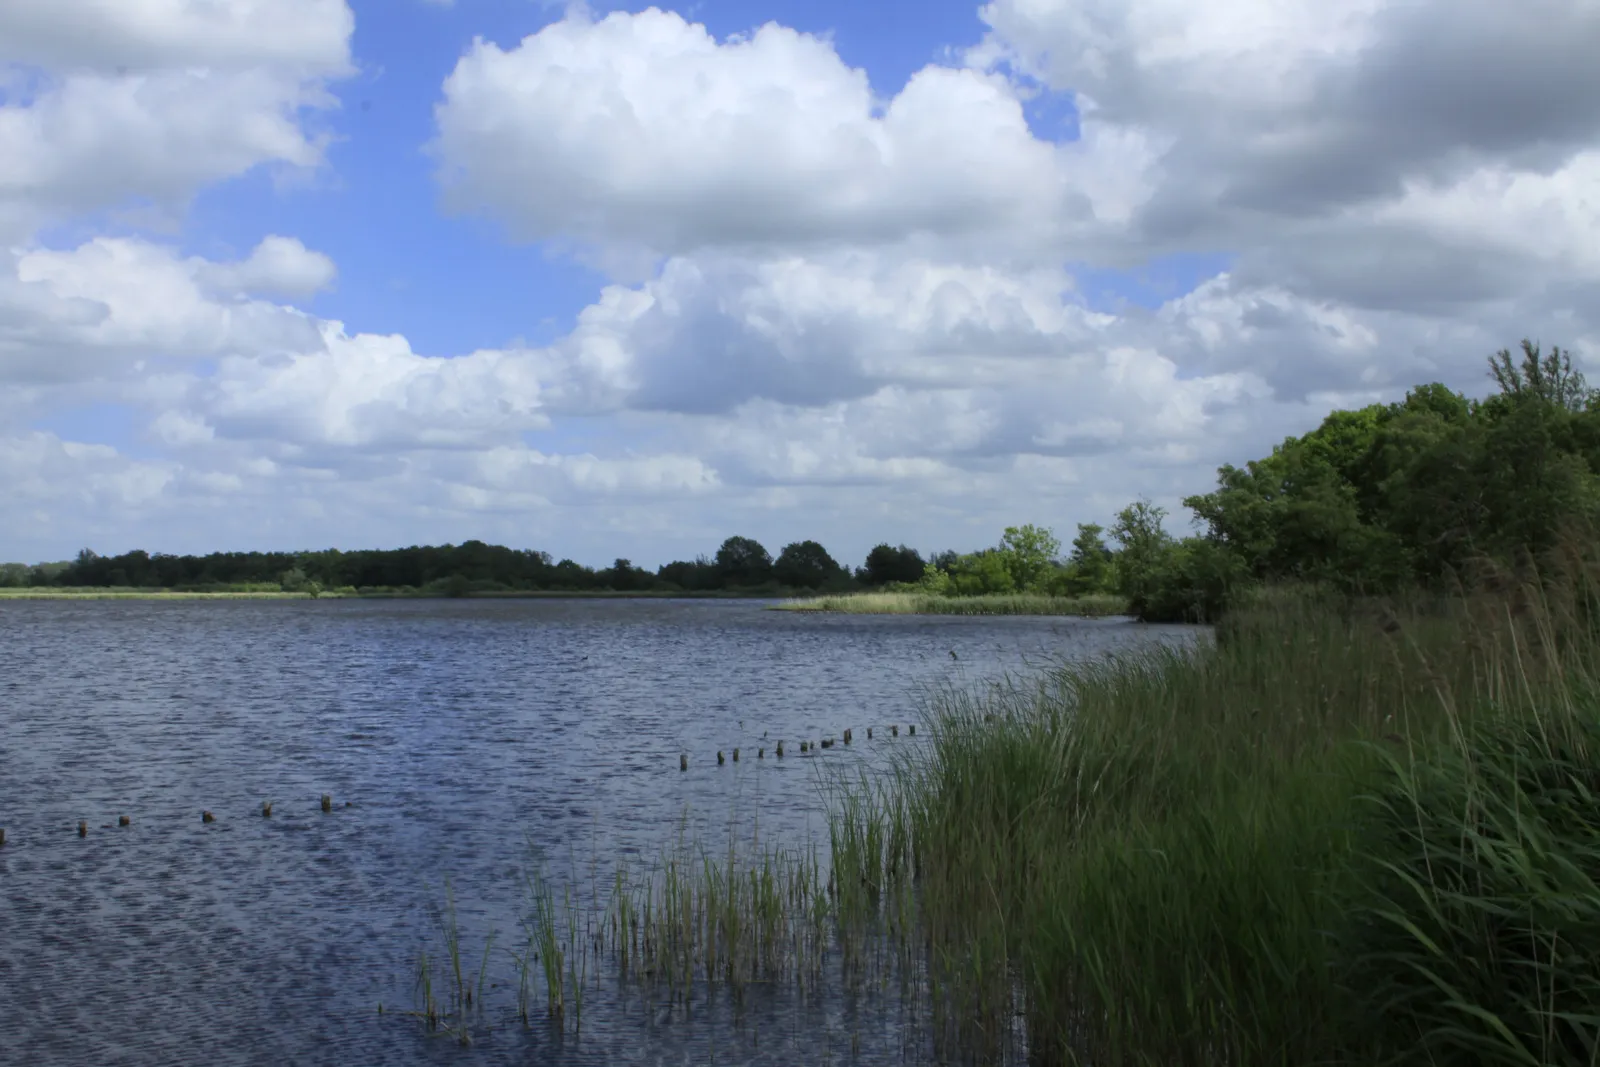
<box><xmin>412</xmin><ymin>542</ymin><xmax>1600</xmax><ymax>1064</ymax></box>
<box><xmin>0</xmin><ymin>586</ymin><xmax>797</xmax><ymax>601</ymax></box>
<box><xmin>774</xmin><ymin>591</ymin><xmax>1129</xmax><ymax>616</ymax></box>
<box><xmin>403</xmin><ymin>341</ymin><xmax>1600</xmax><ymax>1063</ymax></box>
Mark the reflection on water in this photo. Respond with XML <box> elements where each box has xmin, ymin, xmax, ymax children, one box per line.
<box><xmin>0</xmin><ymin>598</ymin><xmax>1198</xmax><ymax>1065</ymax></box>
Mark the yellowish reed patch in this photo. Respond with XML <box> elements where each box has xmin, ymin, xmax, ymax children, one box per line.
<box><xmin>773</xmin><ymin>591</ymin><xmax>1128</xmax><ymax>616</ymax></box>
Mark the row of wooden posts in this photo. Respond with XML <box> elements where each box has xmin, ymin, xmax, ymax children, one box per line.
<box><xmin>0</xmin><ymin>795</ymin><xmax>344</xmax><ymax>846</ymax></box>
<box><xmin>681</xmin><ymin>723</ymin><xmax>916</xmax><ymax>771</ymax></box>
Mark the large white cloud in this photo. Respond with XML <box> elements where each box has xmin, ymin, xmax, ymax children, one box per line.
<box><xmin>431</xmin><ymin>7</ymin><xmax>1160</xmax><ymax>265</ymax></box>
<box><xmin>1</xmin><ymin>237</ymin><xmax>328</xmax><ymax>386</ymax></box>
<box><xmin>0</xmin><ymin>0</ymin><xmax>353</xmax><ymax>240</ymax></box>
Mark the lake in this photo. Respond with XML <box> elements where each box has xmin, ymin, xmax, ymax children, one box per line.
<box><xmin>0</xmin><ymin>598</ymin><xmax>1200</xmax><ymax>1066</ymax></box>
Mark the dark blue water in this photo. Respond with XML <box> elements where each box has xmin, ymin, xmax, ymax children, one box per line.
<box><xmin>0</xmin><ymin>598</ymin><xmax>1197</xmax><ymax>1065</ymax></box>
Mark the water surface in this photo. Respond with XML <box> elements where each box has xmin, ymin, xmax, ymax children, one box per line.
<box><xmin>0</xmin><ymin>598</ymin><xmax>1198</xmax><ymax>1065</ymax></box>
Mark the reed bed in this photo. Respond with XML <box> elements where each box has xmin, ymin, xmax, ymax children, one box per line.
<box><xmin>412</xmin><ymin>823</ymin><xmax>930</xmax><ymax>1046</ymax></box>
<box><xmin>775</xmin><ymin>591</ymin><xmax>1129</xmax><ymax>617</ymax></box>
<box><xmin>831</xmin><ymin>535</ymin><xmax>1600</xmax><ymax>1066</ymax></box>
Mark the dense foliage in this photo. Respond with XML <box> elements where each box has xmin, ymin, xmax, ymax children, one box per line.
<box><xmin>1108</xmin><ymin>339</ymin><xmax>1600</xmax><ymax>620</ymax></box>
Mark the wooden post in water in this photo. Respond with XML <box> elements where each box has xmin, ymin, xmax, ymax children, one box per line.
<box><xmin>867</xmin><ymin>727</ymin><xmax>873</xmax><ymax>739</ymax></box>
<box><xmin>263</xmin><ymin>801</ymin><xmax>273</xmax><ymax>817</ymax></box>
<box><xmin>843</xmin><ymin>728</ymin><xmax>852</xmax><ymax>745</ymax></box>
<box><xmin>776</xmin><ymin>741</ymin><xmax>784</xmax><ymax>757</ymax></box>
<box><xmin>891</xmin><ymin>725</ymin><xmax>898</xmax><ymax>737</ymax></box>
<box><xmin>733</xmin><ymin>748</ymin><xmax>740</xmax><ymax>762</ymax></box>
<box><xmin>77</xmin><ymin>821</ymin><xmax>87</xmax><ymax>838</ymax></box>
<box><xmin>321</xmin><ymin>794</ymin><xmax>333</xmax><ymax>813</ymax></box>
<box><xmin>0</xmin><ymin>828</ymin><xmax>6</xmax><ymax>847</ymax></box>
<box><xmin>202</xmin><ymin>811</ymin><xmax>215</xmax><ymax>823</ymax></box>
<box><xmin>717</xmin><ymin>751</ymin><xmax>725</xmax><ymax>766</ymax></box>
<box><xmin>909</xmin><ymin>724</ymin><xmax>916</xmax><ymax>736</ymax></box>
<box><xmin>118</xmin><ymin>815</ymin><xmax>130</xmax><ymax>827</ymax></box>
<box><xmin>758</xmin><ymin>748</ymin><xmax>764</xmax><ymax>759</ymax></box>
<box><xmin>680</xmin><ymin>753</ymin><xmax>688</xmax><ymax>772</ymax></box>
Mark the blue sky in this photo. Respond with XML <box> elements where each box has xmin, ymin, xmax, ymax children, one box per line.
<box><xmin>1</xmin><ymin>0</ymin><xmax>1596</xmax><ymax>567</ymax></box>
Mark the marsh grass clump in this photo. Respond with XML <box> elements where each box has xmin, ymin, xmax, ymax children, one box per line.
<box><xmin>1338</xmin><ymin>714</ymin><xmax>1600</xmax><ymax>1066</ymax></box>
<box><xmin>822</xmin><ymin>531</ymin><xmax>1600</xmax><ymax>1066</ymax></box>
<box><xmin>412</xmin><ymin>879</ymin><xmax>495</xmax><ymax>1046</ymax></box>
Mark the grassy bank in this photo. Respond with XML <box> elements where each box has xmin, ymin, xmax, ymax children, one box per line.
<box><xmin>0</xmin><ymin>587</ymin><xmax>786</xmax><ymax>600</ymax></box>
<box><xmin>829</xmin><ymin>539</ymin><xmax>1600</xmax><ymax>1065</ymax></box>
<box><xmin>0</xmin><ymin>587</ymin><xmax>333</xmax><ymax>599</ymax></box>
<box><xmin>775</xmin><ymin>591</ymin><xmax>1129</xmax><ymax>616</ymax></box>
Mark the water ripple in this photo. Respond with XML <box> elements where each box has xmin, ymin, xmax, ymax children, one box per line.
<box><xmin>0</xmin><ymin>598</ymin><xmax>1196</xmax><ymax>1065</ymax></box>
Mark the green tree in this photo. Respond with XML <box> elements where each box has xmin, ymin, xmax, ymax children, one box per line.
<box><xmin>714</xmin><ymin>536</ymin><xmax>773</xmax><ymax>588</ymax></box>
<box><xmin>604</xmin><ymin>558</ymin><xmax>649</xmax><ymax>591</ymax></box>
<box><xmin>948</xmin><ymin>551</ymin><xmax>1017</xmax><ymax>595</ymax></box>
<box><xmin>774</xmin><ymin>540</ymin><xmax>843</xmax><ymax>589</ymax></box>
<box><xmin>658</xmin><ymin>556</ymin><xmax>717</xmax><ymax>591</ymax></box>
<box><xmin>1488</xmin><ymin>339</ymin><xmax>1595</xmax><ymax>412</ymax></box>
<box><xmin>997</xmin><ymin>524</ymin><xmax>1061</xmax><ymax>591</ymax></box>
<box><xmin>1064</xmin><ymin>523</ymin><xmax>1114</xmax><ymax>595</ymax></box>
<box><xmin>861</xmin><ymin>543</ymin><xmax>926</xmax><ymax>586</ymax></box>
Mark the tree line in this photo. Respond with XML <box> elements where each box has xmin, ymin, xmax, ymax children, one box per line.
<box><xmin>5</xmin><ymin>340</ymin><xmax>1592</xmax><ymax>615</ymax></box>
<box><xmin>0</xmin><ymin>533</ymin><xmax>937</xmax><ymax>596</ymax></box>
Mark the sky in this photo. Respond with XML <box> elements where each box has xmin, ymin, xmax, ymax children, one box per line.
<box><xmin>2</xmin><ymin>0</ymin><xmax>1598</xmax><ymax>569</ymax></box>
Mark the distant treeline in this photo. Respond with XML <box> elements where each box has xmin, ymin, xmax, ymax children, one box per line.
<box><xmin>7</xmin><ymin>340</ymin><xmax>1592</xmax><ymax>616</ymax></box>
<box><xmin>0</xmin><ymin>536</ymin><xmax>934</xmax><ymax>597</ymax></box>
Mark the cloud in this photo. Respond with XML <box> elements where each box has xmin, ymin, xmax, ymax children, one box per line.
<box><xmin>0</xmin><ymin>1</ymin><xmax>353</xmax><ymax>240</ymax></box>
<box><xmin>431</xmin><ymin>7</ymin><xmax>1160</xmax><ymax>264</ymax></box>
<box><xmin>196</xmin><ymin>236</ymin><xmax>338</xmax><ymax>299</ymax></box>
<box><xmin>187</xmin><ymin>326</ymin><xmax>550</xmax><ymax>453</ymax></box>
<box><xmin>971</xmin><ymin>0</ymin><xmax>1600</xmax><ymax>244</ymax></box>
<box><xmin>0</xmin><ymin>0</ymin><xmax>354</xmax><ymax>75</ymax></box>
<box><xmin>1</xmin><ymin>237</ymin><xmax>328</xmax><ymax>386</ymax></box>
